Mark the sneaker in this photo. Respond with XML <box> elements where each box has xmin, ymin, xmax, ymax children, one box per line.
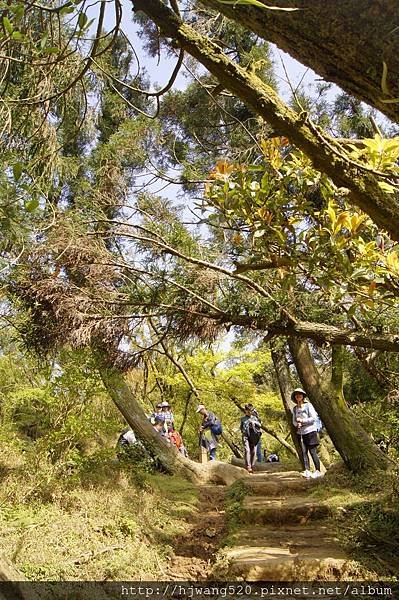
<box><xmin>311</xmin><ymin>470</ymin><xmax>323</xmax><ymax>479</ymax></box>
<box><xmin>300</xmin><ymin>470</ymin><xmax>312</xmax><ymax>479</ymax></box>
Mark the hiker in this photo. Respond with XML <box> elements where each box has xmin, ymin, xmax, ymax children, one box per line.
<box><xmin>291</xmin><ymin>388</ymin><xmax>322</xmax><ymax>479</ymax></box>
<box><xmin>116</xmin><ymin>428</ymin><xmax>148</xmax><ymax>460</ymax></box>
<box><xmin>158</xmin><ymin>401</ymin><xmax>174</xmax><ymax>431</ymax></box>
<box><xmin>247</xmin><ymin>402</ymin><xmax>263</xmax><ymax>463</ymax></box>
<box><xmin>117</xmin><ymin>428</ymin><xmax>137</xmax><ymax>449</ymax></box>
<box><xmin>196</xmin><ymin>404</ymin><xmax>222</xmax><ymax>461</ymax></box>
<box><xmin>150</xmin><ymin>403</ymin><xmax>163</xmax><ymax>424</ymax></box>
<box><xmin>153</xmin><ymin>416</ymin><xmax>170</xmax><ymax>441</ymax></box>
<box><xmin>240</xmin><ymin>404</ymin><xmax>262</xmax><ymax>473</ymax></box>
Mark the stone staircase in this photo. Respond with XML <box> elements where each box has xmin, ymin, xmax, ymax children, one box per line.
<box><xmin>222</xmin><ymin>471</ymin><xmax>359</xmax><ymax>581</ymax></box>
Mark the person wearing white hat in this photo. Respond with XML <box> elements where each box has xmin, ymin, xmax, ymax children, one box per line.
<box><xmin>291</xmin><ymin>388</ymin><xmax>322</xmax><ymax>479</ymax></box>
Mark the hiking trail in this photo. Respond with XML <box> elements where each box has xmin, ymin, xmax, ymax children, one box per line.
<box><xmin>167</xmin><ymin>466</ymin><xmax>361</xmax><ymax>581</ymax></box>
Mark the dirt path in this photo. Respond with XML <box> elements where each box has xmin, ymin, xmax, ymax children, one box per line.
<box><xmin>165</xmin><ymin>485</ymin><xmax>227</xmax><ymax>581</ymax></box>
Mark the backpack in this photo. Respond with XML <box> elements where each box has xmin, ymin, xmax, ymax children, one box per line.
<box><xmin>243</xmin><ymin>416</ymin><xmax>262</xmax><ymax>445</ymax></box>
<box><xmin>266</xmin><ymin>453</ymin><xmax>279</xmax><ymax>463</ymax></box>
<box><xmin>210</xmin><ymin>414</ymin><xmax>223</xmax><ymax>436</ymax></box>
<box><xmin>168</xmin><ymin>430</ymin><xmax>182</xmax><ymax>449</ymax></box>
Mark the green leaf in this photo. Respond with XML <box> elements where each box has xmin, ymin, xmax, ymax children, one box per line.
<box><xmin>3</xmin><ymin>16</ymin><xmax>13</xmax><ymax>34</ymax></box>
<box><xmin>60</xmin><ymin>4</ymin><xmax>75</xmax><ymax>14</ymax></box>
<box><xmin>43</xmin><ymin>46</ymin><xmax>59</xmax><ymax>55</ymax></box>
<box><xmin>78</xmin><ymin>12</ymin><xmax>88</xmax><ymax>29</ymax></box>
<box><xmin>11</xmin><ymin>30</ymin><xmax>22</xmax><ymax>40</ymax></box>
<box><xmin>25</xmin><ymin>198</ymin><xmax>39</xmax><ymax>212</ymax></box>
<box><xmin>40</xmin><ymin>34</ymin><xmax>48</xmax><ymax>50</ymax></box>
<box><xmin>13</xmin><ymin>162</ymin><xmax>23</xmax><ymax>182</ymax></box>
<box><xmin>378</xmin><ymin>181</ymin><xmax>397</xmax><ymax>194</ymax></box>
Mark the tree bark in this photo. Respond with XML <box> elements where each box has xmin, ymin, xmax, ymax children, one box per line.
<box><xmin>98</xmin><ymin>362</ymin><xmax>247</xmax><ymax>485</ymax></box>
<box><xmin>0</xmin><ymin>555</ymin><xmax>40</xmax><ymax>600</ymax></box>
<box><xmin>270</xmin><ymin>341</ymin><xmax>303</xmax><ymax>465</ymax></box>
<box><xmin>288</xmin><ymin>337</ymin><xmax>391</xmax><ymax>473</ymax></box>
<box><xmin>132</xmin><ymin>0</ymin><xmax>399</xmax><ymax>241</ymax></box>
<box><xmin>199</xmin><ymin>0</ymin><xmax>399</xmax><ymax>125</ymax></box>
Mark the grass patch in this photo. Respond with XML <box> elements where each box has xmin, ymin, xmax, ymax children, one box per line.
<box><xmin>223</xmin><ymin>479</ymin><xmax>249</xmax><ymax>539</ymax></box>
<box><xmin>0</xmin><ymin>442</ymin><xmax>200</xmax><ymax>581</ymax></box>
<box><xmin>304</xmin><ymin>464</ymin><xmax>399</xmax><ymax>579</ymax></box>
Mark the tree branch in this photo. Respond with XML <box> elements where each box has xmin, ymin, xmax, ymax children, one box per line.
<box><xmin>132</xmin><ymin>0</ymin><xmax>399</xmax><ymax>240</ymax></box>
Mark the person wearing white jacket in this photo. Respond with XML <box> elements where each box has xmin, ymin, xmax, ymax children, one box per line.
<box><xmin>291</xmin><ymin>388</ymin><xmax>323</xmax><ymax>479</ymax></box>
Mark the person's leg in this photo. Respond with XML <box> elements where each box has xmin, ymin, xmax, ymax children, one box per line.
<box><xmin>256</xmin><ymin>440</ymin><xmax>262</xmax><ymax>463</ymax></box>
<box><xmin>298</xmin><ymin>435</ymin><xmax>310</xmax><ymax>470</ymax></box>
<box><xmin>250</xmin><ymin>443</ymin><xmax>256</xmax><ymax>468</ymax></box>
<box><xmin>309</xmin><ymin>446</ymin><xmax>321</xmax><ymax>471</ymax></box>
<box><xmin>243</xmin><ymin>437</ymin><xmax>252</xmax><ymax>470</ymax></box>
<box><xmin>209</xmin><ymin>447</ymin><xmax>217</xmax><ymax>461</ymax></box>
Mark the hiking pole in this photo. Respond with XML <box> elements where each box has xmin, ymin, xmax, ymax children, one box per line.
<box><xmin>299</xmin><ymin>433</ymin><xmax>307</xmax><ymax>471</ymax></box>
<box><xmin>199</xmin><ymin>431</ymin><xmax>208</xmax><ymax>463</ymax></box>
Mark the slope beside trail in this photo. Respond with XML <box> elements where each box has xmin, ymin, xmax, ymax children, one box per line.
<box><xmin>165</xmin><ymin>467</ymin><xmax>362</xmax><ymax>582</ymax></box>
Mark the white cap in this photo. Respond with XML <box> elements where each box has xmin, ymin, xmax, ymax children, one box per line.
<box><xmin>196</xmin><ymin>404</ymin><xmax>206</xmax><ymax>413</ymax></box>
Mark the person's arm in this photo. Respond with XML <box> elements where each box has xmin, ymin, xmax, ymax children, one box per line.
<box><xmin>301</xmin><ymin>403</ymin><xmax>316</xmax><ymax>426</ymax></box>
<box><xmin>202</xmin><ymin>412</ymin><xmax>214</xmax><ymax>430</ymax></box>
<box><xmin>292</xmin><ymin>406</ymin><xmax>298</xmax><ymax>427</ymax></box>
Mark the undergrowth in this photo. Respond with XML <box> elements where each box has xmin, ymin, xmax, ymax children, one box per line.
<box><xmin>0</xmin><ymin>436</ymin><xmax>198</xmax><ymax>581</ymax></box>
<box><xmin>310</xmin><ymin>463</ymin><xmax>399</xmax><ymax>579</ymax></box>
<box><xmin>224</xmin><ymin>479</ymin><xmax>249</xmax><ymax>537</ymax></box>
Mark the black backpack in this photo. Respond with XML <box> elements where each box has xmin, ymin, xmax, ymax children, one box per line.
<box><xmin>243</xmin><ymin>416</ymin><xmax>262</xmax><ymax>445</ymax></box>
<box><xmin>210</xmin><ymin>414</ymin><xmax>223</xmax><ymax>436</ymax></box>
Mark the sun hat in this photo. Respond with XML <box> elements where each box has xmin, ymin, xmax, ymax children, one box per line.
<box><xmin>291</xmin><ymin>388</ymin><xmax>307</xmax><ymax>402</ymax></box>
<box><xmin>196</xmin><ymin>404</ymin><xmax>206</xmax><ymax>413</ymax></box>
<box><xmin>160</xmin><ymin>401</ymin><xmax>170</xmax><ymax>408</ymax></box>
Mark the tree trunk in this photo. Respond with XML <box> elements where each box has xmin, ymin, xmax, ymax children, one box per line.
<box><xmin>0</xmin><ymin>555</ymin><xmax>40</xmax><ymax>600</ymax></box>
<box><xmin>288</xmin><ymin>337</ymin><xmax>391</xmax><ymax>473</ymax></box>
<box><xmin>199</xmin><ymin>0</ymin><xmax>399</xmax><ymax>125</ymax></box>
<box><xmin>98</xmin><ymin>362</ymin><xmax>247</xmax><ymax>485</ymax></box>
<box><xmin>270</xmin><ymin>342</ymin><xmax>303</xmax><ymax>465</ymax></box>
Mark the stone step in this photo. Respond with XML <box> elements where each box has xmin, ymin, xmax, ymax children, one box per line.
<box><xmin>241</xmin><ymin>496</ymin><xmax>330</xmax><ymax>525</ymax></box>
<box><xmin>223</xmin><ymin>525</ymin><xmax>354</xmax><ymax>581</ymax></box>
<box><xmin>243</xmin><ymin>471</ymin><xmax>317</xmax><ymax>496</ymax></box>
<box><xmin>231</xmin><ymin>457</ymin><xmax>286</xmax><ymax>472</ymax></box>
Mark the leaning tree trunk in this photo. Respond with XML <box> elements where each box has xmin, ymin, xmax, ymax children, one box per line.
<box><xmin>199</xmin><ymin>0</ymin><xmax>399</xmax><ymax>125</ymax></box>
<box><xmin>270</xmin><ymin>341</ymin><xmax>303</xmax><ymax>465</ymax></box>
<box><xmin>98</xmin><ymin>362</ymin><xmax>246</xmax><ymax>485</ymax></box>
<box><xmin>288</xmin><ymin>338</ymin><xmax>391</xmax><ymax>473</ymax></box>
<box><xmin>0</xmin><ymin>554</ymin><xmax>40</xmax><ymax>600</ymax></box>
